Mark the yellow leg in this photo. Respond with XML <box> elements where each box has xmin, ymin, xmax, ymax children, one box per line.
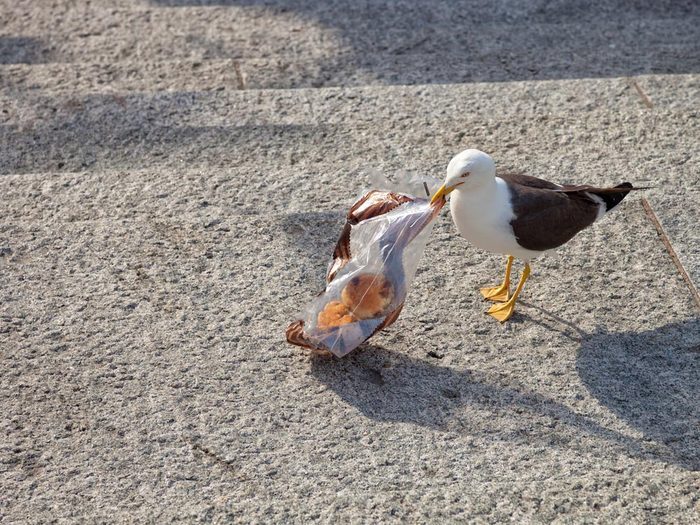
<box><xmin>480</xmin><ymin>255</ymin><xmax>514</xmax><ymax>302</ymax></box>
<box><xmin>487</xmin><ymin>263</ymin><xmax>531</xmax><ymax>323</ymax></box>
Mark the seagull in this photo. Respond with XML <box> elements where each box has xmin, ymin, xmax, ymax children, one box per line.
<box><xmin>430</xmin><ymin>149</ymin><xmax>637</xmax><ymax>322</ymax></box>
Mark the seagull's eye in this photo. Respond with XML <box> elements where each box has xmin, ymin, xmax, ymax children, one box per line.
<box><xmin>460</xmin><ymin>172</ymin><xmax>470</xmax><ymax>178</ymax></box>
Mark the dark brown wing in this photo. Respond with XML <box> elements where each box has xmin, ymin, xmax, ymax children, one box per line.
<box><xmin>500</xmin><ymin>173</ymin><xmax>600</xmax><ymax>252</ymax></box>
<box><xmin>500</xmin><ymin>172</ymin><xmax>639</xmax><ymax>194</ymax></box>
<box><xmin>500</xmin><ymin>172</ymin><xmax>562</xmax><ymax>191</ymax></box>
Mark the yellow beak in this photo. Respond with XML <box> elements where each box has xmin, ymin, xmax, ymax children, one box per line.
<box><xmin>430</xmin><ymin>183</ymin><xmax>456</xmax><ymax>205</ymax></box>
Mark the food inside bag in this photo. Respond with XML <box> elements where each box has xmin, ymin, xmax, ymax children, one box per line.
<box><xmin>286</xmin><ymin>189</ymin><xmax>445</xmax><ymax>357</ymax></box>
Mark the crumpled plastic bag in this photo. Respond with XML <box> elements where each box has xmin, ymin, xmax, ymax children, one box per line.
<box><xmin>286</xmin><ymin>189</ymin><xmax>445</xmax><ymax>357</ymax></box>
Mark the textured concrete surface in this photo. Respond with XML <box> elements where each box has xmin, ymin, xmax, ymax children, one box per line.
<box><xmin>2</xmin><ymin>0</ymin><xmax>700</xmax><ymax>522</ymax></box>
<box><xmin>2</xmin><ymin>75</ymin><xmax>698</xmax><ymax>283</ymax></box>
<box><xmin>2</xmin><ymin>0</ymin><xmax>699</xmax><ymax>88</ymax></box>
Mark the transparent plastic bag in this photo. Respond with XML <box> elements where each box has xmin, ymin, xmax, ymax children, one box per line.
<box><xmin>286</xmin><ymin>189</ymin><xmax>445</xmax><ymax>357</ymax></box>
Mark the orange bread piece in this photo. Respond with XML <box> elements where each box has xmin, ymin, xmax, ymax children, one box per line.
<box><xmin>341</xmin><ymin>273</ymin><xmax>394</xmax><ymax>319</ymax></box>
<box><xmin>317</xmin><ymin>301</ymin><xmax>357</xmax><ymax>329</ymax></box>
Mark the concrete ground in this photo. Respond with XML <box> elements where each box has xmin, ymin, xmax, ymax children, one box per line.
<box><xmin>2</xmin><ymin>1</ymin><xmax>699</xmax><ymax>522</ymax></box>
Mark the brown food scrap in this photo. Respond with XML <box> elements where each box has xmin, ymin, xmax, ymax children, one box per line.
<box><xmin>327</xmin><ymin>190</ymin><xmax>414</xmax><ymax>282</ymax></box>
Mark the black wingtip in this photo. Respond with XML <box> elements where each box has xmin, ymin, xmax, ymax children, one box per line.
<box><xmin>598</xmin><ymin>183</ymin><xmax>633</xmax><ymax>211</ymax></box>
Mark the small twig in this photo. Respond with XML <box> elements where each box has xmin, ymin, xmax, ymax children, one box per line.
<box><xmin>391</xmin><ymin>36</ymin><xmax>429</xmax><ymax>55</ymax></box>
<box><xmin>628</xmin><ymin>78</ymin><xmax>653</xmax><ymax>109</ymax></box>
<box><xmin>641</xmin><ymin>198</ymin><xmax>700</xmax><ymax>310</ymax></box>
<box><xmin>186</xmin><ymin>437</ymin><xmax>240</xmax><ymax>475</ymax></box>
<box><xmin>233</xmin><ymin>60</ymin><xmax>246</xmax><ymax>90</ymax></box>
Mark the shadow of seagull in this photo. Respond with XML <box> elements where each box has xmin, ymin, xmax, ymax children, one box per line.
<box><xmin>576</xmin><ymin>317</ymin><xmax>700</xmax><ymax>471</ymax></box>
<box><xmin>518</xmin><ymin>300</ymin><xmax>587</xmax><ymax>342</ymax></box>
<box><xmin>501</xmin><ymin>302</ymin><xmax>700</xmax><ymax>470</ymax></box>
<box><xmin>311</xmin><ymin>346</ymin><xmax>651</xmax><ymax>460</ymax></box>
<box><xmin>309</xmin><ymin>314</ymin><xmax>700</xmax><ymax>471</ymax></box>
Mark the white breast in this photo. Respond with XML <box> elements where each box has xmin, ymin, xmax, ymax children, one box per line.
<box><xmin>449</xmin><ymin>177</ymin><xmax>542</xmax><ymax>261</ymax></box>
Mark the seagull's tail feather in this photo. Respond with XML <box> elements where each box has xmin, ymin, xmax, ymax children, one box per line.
<box><xmin>592</xmin><ymin>182</ymin><xmax>633</xmax><ymax>212</ymax></box>
<box><xmin>560</xmin><ymin>182</ymin><xmax>651</xmax><ymax>212</ymax></box>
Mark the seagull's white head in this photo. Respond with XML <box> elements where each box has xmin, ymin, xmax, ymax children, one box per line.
<box><xmin>430</xmin><ymin>149</ymin><xmax>496</xmax><ymax>204</ymax></box>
